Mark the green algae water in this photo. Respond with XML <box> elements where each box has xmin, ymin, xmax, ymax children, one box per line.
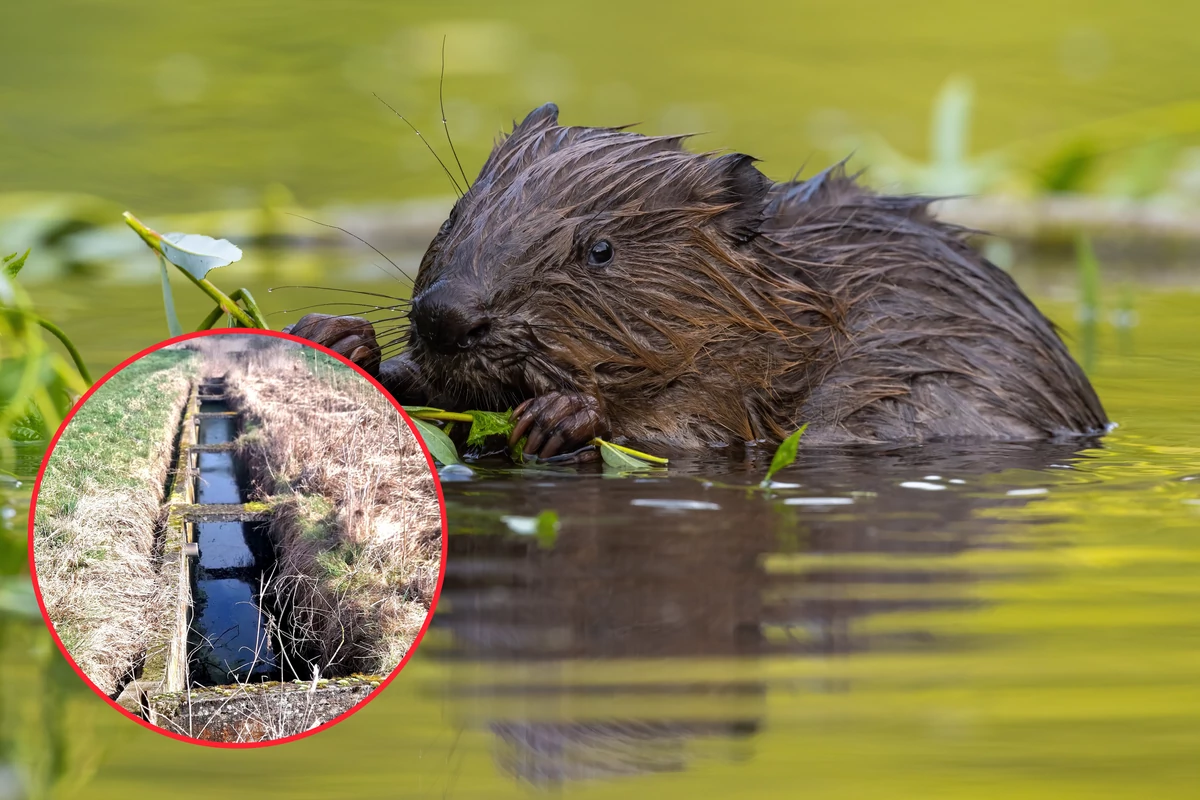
<box><xmin>1</xmin><ymin>275</ymin><xmax>1196</xmax><ymax>798</ymax></box>
<box><xmin>5</xmin><ymin>0</ymin><xmax>1200</xmax><ymax>791</ymax></box>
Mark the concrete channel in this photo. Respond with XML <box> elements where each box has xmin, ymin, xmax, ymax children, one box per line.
<box><xmin>116</xmin><ymin>375</ymin><xmax>380</xmax><ymax>742</ymax></box>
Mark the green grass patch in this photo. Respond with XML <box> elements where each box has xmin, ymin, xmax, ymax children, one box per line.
<box><xmin>293</xmin><ymin>494</ymin><xmax>336</xmax><ymax>543</ymax></box>
<box><xmin>37</xmin><ymin>350</ymin><xmax>196</xmax><ymax>519</ymax></box>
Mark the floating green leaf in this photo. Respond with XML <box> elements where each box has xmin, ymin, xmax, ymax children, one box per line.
<box><xmin>411</xmin><ymin>417</ymin><xmax>460</xmax><ymax>465</ymax></box>
<box><xmin>593</xmin><ymin>438</ymin><xmax>668</xmax><ymax>471</ymax></box>
<box><xmin>761</xmin><ymin>424</ymin><xmax>808</xmax><ymax>488</ymax></box>
<box><xmin>466</xmin><ymin>409</ymin><xmax>514</xmax><ymax>446</ymax></box>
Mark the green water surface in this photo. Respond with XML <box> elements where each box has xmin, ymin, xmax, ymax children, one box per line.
<box><xmin>3</xmin><ymin>1</ymin><xmax>1200</xmax><ymax>796</ymax></box>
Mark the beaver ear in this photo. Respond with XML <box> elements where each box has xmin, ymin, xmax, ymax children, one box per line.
<box><xmin>711</xmin><ymin>153</ymin><xmax>771</xmax><ymax>243</ymax></box>
<box><xmin>515</xmin><ymin>102</ymin><xmax>560</xmax><ymax>133</ymax></box>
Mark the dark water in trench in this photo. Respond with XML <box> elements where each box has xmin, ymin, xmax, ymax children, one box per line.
<box><xmin>197</xmin><ymin>417</ymin><xmax>236</xmax><ymax>446</ymax></box>
<box><xmin>189</xmin><ymin>394</ymin><xmax>280</xmax><ymax>685</ymax></box>
<box><xmin>196</xmin><ymin>521</ymin><xmax>258</xmax><ymax>570</ymax></box>
<box><xmin>194</xmin><ymin>452</ymin><xmax>242</xmax><ymax>505</ymax></box>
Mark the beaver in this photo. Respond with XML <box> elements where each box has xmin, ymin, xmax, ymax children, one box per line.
<box><xmin>289</xmin><ymin>102</ymin><xmax>1108</xmax><ymax>460</ymax></box>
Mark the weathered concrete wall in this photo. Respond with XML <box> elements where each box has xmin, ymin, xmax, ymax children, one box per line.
<box><xmin>117</xmin><ymin>383</ymin><xmax>198</xmax><ymax>716</ymax></box>
<box><xmin>148</xmin><ymin>676</ymin><xmax>382</xmax><ymax>742</ymax></box>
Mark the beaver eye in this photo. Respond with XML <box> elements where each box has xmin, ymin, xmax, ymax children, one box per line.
<box><xmin>587</xmin><ymin>240</ymin><xmax>615</xmax><ymax>267</ymax></box>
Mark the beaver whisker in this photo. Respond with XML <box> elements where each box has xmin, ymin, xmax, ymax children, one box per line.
<box><xmin>376</xmin><ymin>332</ymin><xmax>411</xmax><ymax>348</ymax></box>
<box><xmin>438</xmin><ymin>36</ymin><xmax>470</xmax><ymax>188</ymax></box>
<box><xmin>268</xmin><ymin>285</ymin><xmax>411</xmax><ymax>303</ymax></box>
<box><xmin>372</xmin><ymin>92</ymin><xmax>464</xmax><ymax>198</ymax></box>
<box><xmin>285</xmin><ymin>214</ymin><xmax>415</xmax><ymax>287</ymax></box>
<box><xmin>358</xmin><ymin>315</ymin><xmax>411</xmax><ymax>330</ymax></box>
<box><xmin>269</xmin><ymin>301</ymin><xmax>407</xmax><ymax>318</ymax></box>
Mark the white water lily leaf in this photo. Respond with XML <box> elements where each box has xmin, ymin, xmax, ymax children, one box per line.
<box><xmin>159</xmin><ymin>232</ymin><xmax>242</xmax><ymax>280</ymax></box>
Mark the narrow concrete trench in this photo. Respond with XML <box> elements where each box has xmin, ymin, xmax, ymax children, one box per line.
<box><xmin>116</xmin><ymin>370</ymin><xmax>384</xmax><ymax>742</ymax></box>
<box><xmin>188</xmin><ymin>377</ymin><xmax>280</xmax><ymax>686</ymax></box>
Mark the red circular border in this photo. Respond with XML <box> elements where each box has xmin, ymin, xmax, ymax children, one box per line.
<box><xmin>25</xmin><ymin>328</ymin><xmax>449</xmax><ymax>749</ymax></box>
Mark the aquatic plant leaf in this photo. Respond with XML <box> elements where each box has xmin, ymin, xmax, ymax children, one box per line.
<box><xmin>159</xmin><ymin>232</ymin><xmax>243</xmax><ymax>280</ymax></box>
<box><xmin>594</xmin><ymin>438</ymin><xmax>667</xmax><ymax>470</ymax></box>
<box><xmin>466</xmin><ymin>410</ymin><xmax>514</xmax><ymax>446</ymax></box>
<box><xmin>122</xmin><ymin>212</ymin><xmax>241</xmax><ymax>280</ymax></box>
<box><xmin>157</xmin><ymin>255</ymin><xmax>183</xmax><ymax>337</ymax></box>
<box><xmin>761</xmin><ymin>424</ymin><xmax>808</xmax><ymax>488</ymax></box>
<box><xmin>411</xmin><ymin>417</ymin><xmax>460</xmax><ymax>465</ymax></box>
<box><xmin>1038</xmin><ymin>140</ymin><xmax>1099</xmax><ymax>193</ymax></box>
<box><xmin>2</xmin><ymin>249</ymin><xmax>30</xmax><ymax>279</ymax></box>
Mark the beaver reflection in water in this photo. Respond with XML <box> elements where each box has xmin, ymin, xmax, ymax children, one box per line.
<box><xmin>291</xmin><ymin>102</ymin><xmax>1108</xmax><ymax>460</ymax></box>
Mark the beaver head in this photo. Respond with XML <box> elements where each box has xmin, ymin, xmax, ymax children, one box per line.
<box><xmin>404</xmin><ymin>103</ymin><xmax>805</xmax><ymax>442</ymax></box>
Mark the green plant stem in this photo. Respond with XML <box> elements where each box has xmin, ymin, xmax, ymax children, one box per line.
<box><xmin>196</xmin><ymin>306</ymin><xmax>225</xmax><ymax>331</ymax></box>
<box><xmin>591</xmin><ymin>438</ymin><xmax>670</xmax><ymax>464</ymax></box>
<box><xmin>410</xmin><ymin>409</ymin><xmax>474</xmax><ymax>423</ymax></box>
<box><xmin>229</xmin><ymin>288</ymin><xmax>269</xmax><ymax>328</ymax></box>
<box><xmin>124</xmin><ymin>213</ymin><xmax>260</xmax><ymax>328</ymax></box>
<box><xmin>34</xmin><ymin>318</ymin><xmax>92</xmax><ymax>384</ymax></box>
<box><xmin>181</xmin><ymin>272</ymin><xmax>257</xmax><ymax>328</ymax></box>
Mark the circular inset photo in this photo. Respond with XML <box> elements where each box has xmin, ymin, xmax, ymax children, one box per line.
<box><xmin>28</xmin><ymin>330</ymin><xmax>446</xmax><ymax>746</ymax></box>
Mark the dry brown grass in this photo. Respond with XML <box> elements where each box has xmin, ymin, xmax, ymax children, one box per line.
<box><xmin>32</xmin><ymin>353</ymin><xmax>195</xmax><ymax>695</ymax></box>
<box><xmin>222</xmin><ymin>346</ymin><xmax>441</xmax><ymax>676</ymax></box>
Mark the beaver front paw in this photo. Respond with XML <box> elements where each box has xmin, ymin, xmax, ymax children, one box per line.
<box><xmin>377</xmin><ymin>353</ymin><xmax>432</xmax><ymax>406</ymax></box>
<box><xmin>285</xmin><ymin>313</ymin><xmax>382</xmax><ymax>376</ymax></box>
<box><xmin>509</xmin><ymin>393</ymin><xmax>610</xmax><ymax>461</ymax></box>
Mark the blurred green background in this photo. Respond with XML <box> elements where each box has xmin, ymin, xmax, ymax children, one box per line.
<box><xmin>4</xmin><ymin>0</ymin><xmax>1200</xmax><ymax>211</ymax></box>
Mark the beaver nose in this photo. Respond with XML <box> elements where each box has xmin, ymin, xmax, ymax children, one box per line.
<box><xmin>410</xmin><ymin>291</ymin><xmax>491</xmax><ymax>354</ymax></box>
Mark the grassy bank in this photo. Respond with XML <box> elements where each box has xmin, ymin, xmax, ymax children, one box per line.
<box><xmin>227</xmin><ymin>347</ymin><xmax>440</xmax><ymax>677</ymax></box>
<box><xmin>32</xmin><ymin>350</ymin><xmax>196</xmax><ymax>695</ymax></box>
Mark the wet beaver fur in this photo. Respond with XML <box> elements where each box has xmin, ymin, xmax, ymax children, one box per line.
<box><xmin>291</xmin><ymin>102</ymin><xmax>1108</xmax><ymax>460</ymax></box>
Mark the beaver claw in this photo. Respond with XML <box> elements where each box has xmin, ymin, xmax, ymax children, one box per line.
<box><xmin>509</xmin><ymin>393</ymin><xmax>610</xmax><ymax>461</ymax></box>
<box><xmin>285</xmin><ymin>313</ymin><xmax>382</xmax><ymax>376</ymax></box>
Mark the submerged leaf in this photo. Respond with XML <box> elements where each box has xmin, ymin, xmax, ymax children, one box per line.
<box><xmin>411</xmin><ymin>417</ymin><xmax>460</xmax><ymax>465</ymax></box>
<box><xmin>594</xmin><ymin>438</ymin><xmax>668</xmax><ymax>471</ymax></box>
<box><xmin>501</xmin><ymin>510</ymin><xmax>560</xmax><ymax>548</ymax></box>
<box><xmin>761</xmin><ymin>424</ymin><xmax>808</xmax><ymax>488</ymax></box>
<box><xmin>466</xmin><ymin>409</ymin><xmax>514</xmax><ymax>446</ymax></box>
